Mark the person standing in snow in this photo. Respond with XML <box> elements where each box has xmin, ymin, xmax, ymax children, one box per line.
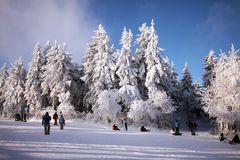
<box><xmin>123</xmin><ymin>119</ymin><xmax>128</xmax><ymax>131</ymax></box>
<box><xmin>59</xmin><ymin>114</ymin><xmax>65</xmax><ymax>130</ymax></box>
<box><xmin>175</xmin><ymin>120</ymin><xmax>180</xmax><ymax>134</ymax></box>
<box><xmin>42</xmin><ymin>112</ymin><xmax>51</xmax><ymax>135</ymax></box>
<box><xmin>53</xmin><ymin>111</ymin><xmax>58</xmax><ymax>125</ymax></box>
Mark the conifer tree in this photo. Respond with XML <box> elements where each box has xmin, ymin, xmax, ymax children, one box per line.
<box><xmin>82</xmin><ymin>24</ymin><xmax>116</xmax><ymax>111</ymax></box>
<box><xmin>0</xmin><ymin>64</ymin><xmax>9</xmax><ymax>115</ymax></box>
<box><xmin>25</xmin><ymin>42</ymin><xmax>43</xmax><ymax>117</ymax></box>
<box><xmin>40</xmin><ymin>41</ymin><xmax>52</xmax><ymax>108</ymax></box>
<box><xmin>41</xmin><ymin>42</ymin><xmax>78</xmax><ymax>116</ymax></box>
<box><xmin>203</xmin><ymin>50</ymin><xmax>217</xmax><ymax>88</ymax></box>
<box><xmin>3</xmin><ymin>58</ymin><xmax>26</xmax><ymax>117</ymax></box>
<box><xmin>179</xmin><ymin>63</ymin><xmax>196</xmax><ymax>113</ymax></box>
<box><xmin>116</xmin><ymin>27</ymin><xmax>141</xmax><ymax>103</ymax></box>
<box><xmin>135</xmin><ymin>22</ymin><xmax>149</xmax><ymax>99</ymax></box>
<box><xmin>135</xmin><ymin>20</ymin><xmax>177</xmax><ymax>99</ymax></box>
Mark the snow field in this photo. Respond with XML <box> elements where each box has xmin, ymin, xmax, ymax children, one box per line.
<box><xmin>0</xmin><ymin>119</ymin><xmax>240</xmax><ymax>160</ymax></box>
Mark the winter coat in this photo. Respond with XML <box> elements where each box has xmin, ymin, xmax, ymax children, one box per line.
<box><xmin>42</xmin><ymin>115</ymin><xmax>51</xmax><ymax>124</ymax></box>
<box><xmin>53</xmin><ymin>113</ymin><xmax>58</xmax><ymax>120</ymax></box>
<box><xmin>175</xmin><ymin>122</ymin><xmax>180</xmax><ymax>128</ymax></box>
<box><xmin>59</xmin><ymin>116</ymin><xmax>65</xmax><ymax>125</ymax></box>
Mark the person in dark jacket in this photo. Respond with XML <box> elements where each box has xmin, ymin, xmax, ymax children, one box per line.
<box><xmin>59</xmin><ymin>114</ymin><xmax>65</xmax><ymax>130</ymax></box>
<box><xmin>219</xmin><ymin>133</ymin><xmax>227</xmax><ymax>142</ymax></box>
<box><xmin>42</xmin><ymin>112</ymin><xmax>51</xmax><ymax>135</ymax></box>
<box><xmin>53</xmin><ymin>111</ymin><xmax>58</xmax><ymax>125</ymax></box>
<box><xmin>123</xmin><ymin>119</ymin><xmax>128</xmax><ymax>131</ymax></box>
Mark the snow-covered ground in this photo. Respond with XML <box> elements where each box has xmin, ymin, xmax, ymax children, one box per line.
<box><xmin>0</xmin><ymin>119</ymin><xmax>240</xmax><ymax>160</ymax></box>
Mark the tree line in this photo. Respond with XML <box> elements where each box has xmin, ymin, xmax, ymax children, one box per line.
<box><xmin>0</xmin><ymin>20</ymin><xmax>239</xmax><ymax>131</ymax></box>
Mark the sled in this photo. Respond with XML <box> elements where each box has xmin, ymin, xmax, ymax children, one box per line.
<box><xmin>172</xmin><ymin>133</ymin><xmax>182</xmax><ymax>136</ymax></box>
<box><xmin>141</xmin><ymin>130</ymin><xmax>150</xmax><ymax>132</ymax></box>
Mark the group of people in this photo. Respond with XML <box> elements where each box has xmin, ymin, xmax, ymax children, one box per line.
<box><xmin>112</xmin><ymin>118</ymin><xmax>150</xmax><ymax>132</ymax></box>
<box><xmin>42</xmin><ymin>111</ymin><xmax>65</xmax><ymax>135</ymax></box>
<box><xmin>15</xmin><ymin>106</ymin><xmax>29</xmax><ymax>122</ymax></box>
<box><xmin>112</xmin><ymin>123</ymin><xmax>150</xmax><ymax>132</ymax></box>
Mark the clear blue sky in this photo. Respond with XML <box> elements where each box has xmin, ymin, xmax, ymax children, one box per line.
<box><xmin>0</xmin><ymin>0</ymin><xmax>240</xmax><ymax>83</ymax></box>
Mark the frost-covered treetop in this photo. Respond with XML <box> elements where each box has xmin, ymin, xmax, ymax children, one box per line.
<box><xmin>206</xmin><ymin>50</ymin><xmax>216</xmax><ymax>63</ymax></box>
<box><xmin>116</xmin><ymin>27</ymin><xmax>138</xmax><ymax>86</ymax></box>
<box><xmin>95</xmin><ymin>24</ymin><xmax>110</xmax><ymax>50</ymax></box>
<box><xmin>181</xmin><ymin>63</ymin><xmax>193</xmax><ymax>86</ymax></box>
<box><xmin>120</xmin><ymin>26</ymin><xmax>133</xmax><ymax>50</ymax></box>
<box><xmin>180</xmin><ymin>62</ymin><xmax>195</xmax><ymax>98</ymax></box>
<box><xmin>145</xmin><ymin>19</ymin><xmax>164</xmax><ymax>68</ymax></box>
<box><xmin>11</xmin><ymin>57</ymin><xmax>25</xmax><ymax>80</ymax></box>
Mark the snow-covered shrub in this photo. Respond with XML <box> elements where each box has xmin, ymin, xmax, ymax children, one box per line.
<box><xmin>57</xmin><ymin>100</ymin><xmax>79</xmax><ymax>119</ymax></box>
<box><xmin>128</xmin><ymin>90</ymin><xmax>175</xmax><ymax>126</ymax></box>
<box><xmin>118</xmin><ymin>85</ymin><xmax>141</xmax><ymax>104</ymax></box>
<box><xmin>93</xmin><ymin>89</ymin><xmax>121</xmax><ymax>123</ymax></box>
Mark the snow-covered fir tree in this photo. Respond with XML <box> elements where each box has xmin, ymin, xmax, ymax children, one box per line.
<box><xmin>0</xmin><ymin>64</ymin><xmax>9</xmax><ymax>115</ymax></box>
<box><xmin>145</xmin><ymin>20</ymin><xmax>175</xmax><ymax>95</ymax></box>
<box><xmin>179</xmin><ymin>63</ymin><xmax>200</xmax><ymax>120</ymax></box>
<box><xmin>193</xmin><ymin>81</ymin><xmax>204</xmax><ymax>115</ymax></box>
<box><xmin>41</xmin><ymin>42</ymin><xmax>78</xmax><ymax>117</ymax></box>
<box><xmin>203</xmin><ymin>50</ymin><xmax>217</xmax><ymax>88</ymax></box>
<box><xmin>24</xmin><ymin>42</ymin><xmax>43</xmax><ymax>117</ymax></box>
<box><xmin>203</xmin><ymin>44</ymin><xmax>240</xmax><ymax>131</ymax></box>
<box><xmin>135</xmin><ymin>22</ymin><xmax>149</xmax><ymax>99</ymax></box>
<box><xmin>116</xmin><ymin>27</ymin><xmax>141</xmax><ymax>106</ymax></box>
<box><xmin>82</xmin><ymin>24</ymin><xmax>116</xmax><ymax>112</ymax></box>
<box><xmin>40</xmin><ymin>41</ymin><xmax>52</xmax><ymax>108</ymax></box>
<box><xmin>127</xmin><ymin>20</ymin><xmax>177</xmax><ymax>126</ymax></box>
<box><xmin>3</xmin><ymin>58</ymin><xmax>26</xmax><ymax>117</ymax></box>
<box><xmin>135</xmin><ymin>20</ymin><xmax>177</xmax><ymax>99</ymax></box>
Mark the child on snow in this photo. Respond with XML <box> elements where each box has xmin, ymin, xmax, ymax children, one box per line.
<box><xmin>53</xmin><ymin>111</ymin><xmax>58</xmax><ymax>125</ymax></box>
<box><xmin>59</xmin><ymin>114</ymin><xmax>65</xmax><ymax>130</ymax></box>
<box><xmin>172</xmin><ymin>120</ymin><xmax>182</xmax><ymax>135</ymax></box>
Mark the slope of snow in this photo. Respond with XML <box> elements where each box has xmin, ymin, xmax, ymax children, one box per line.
<box><xmin>0</xmin><ymin>119</ymin><xmax>240</xmax><ymax>160</ymax></box>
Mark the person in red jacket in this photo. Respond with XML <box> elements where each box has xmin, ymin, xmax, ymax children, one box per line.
<box><xmin>112</xmin><ymin>124</ymin><xmax>120</xmax><ymax>130</ymax></box>
<box><xmin>53</xmin><ymin>111</ymin><xmax>58</xmax><ymax>125</ymax></box>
